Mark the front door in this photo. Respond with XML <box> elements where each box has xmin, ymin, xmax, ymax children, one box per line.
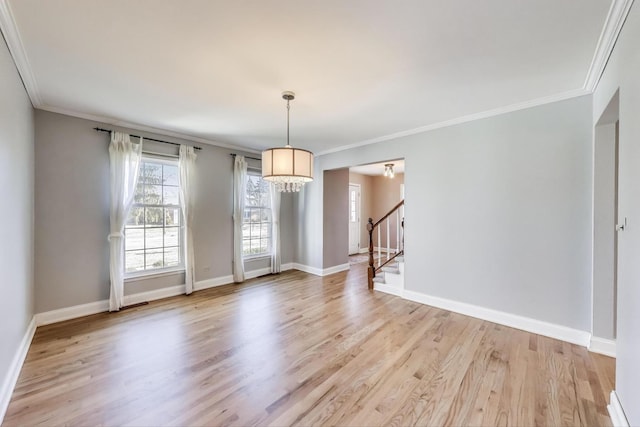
<box><xmin>348</xmin><ymin>184</ymin><xmax>361</xmax><ymax>255</ymax></box>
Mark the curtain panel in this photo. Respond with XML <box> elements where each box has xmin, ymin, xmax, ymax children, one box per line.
<box><xmin>232</xmin><ymin>155</ymin><xmax>247</xmax><ymax>282</ymax></box>
<box><xmin>108</xmin><ymin>132</ymin><xmax>142</xmax><ymax>311</ymax></box>
<box><xmin>270</xmin><ymin>184</ymin><xmax>281</xmax><ymax>273</ymax></box>
<box><xmin>179</xmin><ymin>145</ymin><xmax>197</xmax><ymax>294</ymax></box>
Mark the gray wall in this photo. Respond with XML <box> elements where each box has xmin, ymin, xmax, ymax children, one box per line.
<box><xmin>593</xmin><ymin>2</ymin><xmax>640</xmax><ymax>424</ymax></box>
<box><xmin>323</xmin><ymin>169</ymin><xmax>349</xmax><ymax>268</ymax></box>
<box><xmin>592</xmin><ymin>122</ymin><xmax>616</xmax><ymax>340</ymax></box>
<box><xmin>300</xmin><ymin>95</ymin><xmax>593</xmax><ymax>332</ymax></box>
<box><xmin>0</xmin><ymin>36</ymin><xmax>34</xmax><ymax>401</ymax></box>
<box><xmin>34</xmin><ymin>110</ymin><xmax>295</xmax><ymax>313</ymax></box>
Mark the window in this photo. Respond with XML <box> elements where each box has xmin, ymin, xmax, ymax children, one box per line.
<box><xmin>125</xmin><ymin>158</ymin><xmax>183</xmax><ymax>274</ymax></box>
<box><xmin>243</xmin><ymin>173</ymin><xmax>271</xmax><ymax>257</ymax></box>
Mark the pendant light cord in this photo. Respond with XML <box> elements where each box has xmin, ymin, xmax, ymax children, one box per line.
<box><xmin>286</xmin><ymin>98</ymin><xmax>290</xmax><ymax>147</ymax></box>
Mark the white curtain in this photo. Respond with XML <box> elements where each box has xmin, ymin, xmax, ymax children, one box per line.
<box><xmin>270</xmin><ymin>184</ymin><xmax>281</xmax><ymax>273</ymax></box>
<box><xmin>232</xmin><ymin>155</ymin><xmax>247</xmax><ymax>282</ymax></box>
<box><xmin>179</xmin><ymin>145</ymin><xmax>197</xmax><ymax>294</ymax></box>
<box><xmin>108</xmin><ymin>132</ymin><xmax>142</xmax><ymax>312</ymax></box>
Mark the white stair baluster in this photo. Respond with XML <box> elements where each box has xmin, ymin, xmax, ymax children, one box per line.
<box><xmin>377</xmin><ymin>226</ymin><xmax>381</xmax><ymax>261</ymax></box>
<box><xmin>396</xmin><ymin>210</ymin><xmax>400</xmax><ymax>254</ymax></box>
<box><xmin>386</xmin><ymin>217</ymin><xmax>390</xmax><ymax>260</ymax></box>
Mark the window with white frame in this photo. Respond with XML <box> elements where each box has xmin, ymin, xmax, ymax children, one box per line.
<box><xmin>243</xmin><ymin>173</ymin><xmax>272</xmax><ymax>257</ymax></box>
<box><xmin>124</xmin><ymin>158</ymin><xmax>183</xmax><ymax>274</ymax></box>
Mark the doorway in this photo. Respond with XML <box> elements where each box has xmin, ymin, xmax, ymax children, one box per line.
<box><xmin>592</xmin><ymin>89</ymin><xmax>619</xmax><ymax>352</ymax></box>
<box><xmin>348</xmin><ymin>183</ymin><xmax>361</xmax><ymax>255</ymax></box>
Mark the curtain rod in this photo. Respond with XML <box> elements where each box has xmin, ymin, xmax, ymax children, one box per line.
<box><xmin>230</xmin><ymin>153</ymin><xmax>261</xmax><ymax>162</ymax></box>
<box><xmin>94</xmin><ymin>127</ymin><xmax>202</xmax><ymax>150</ymax></box>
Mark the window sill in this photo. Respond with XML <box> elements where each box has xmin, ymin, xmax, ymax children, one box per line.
<box><xmin>243</xmin><ymin>254</ymin><xmax>272</xmax><ymax>262</ymax></box>
<box><xmin>124</xmin><ymin>267</ymin><xmax>185</xmax><ymax>282</ymax></box>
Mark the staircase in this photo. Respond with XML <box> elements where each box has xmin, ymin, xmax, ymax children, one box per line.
<box><xmin>371</xmin><ymin>254</ymin><xmax>404</xmax><ymax>296</ymax></box>
<box><xmin>367</xmin><ymin>199</ymin><xmax>404</xmax><ymax>292</ymax></box>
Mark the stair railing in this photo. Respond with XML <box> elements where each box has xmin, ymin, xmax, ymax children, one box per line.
<box><xmin>367</xmin><ymin>199</ymin><xmax>404</xmax><ymax>289</ymax></box>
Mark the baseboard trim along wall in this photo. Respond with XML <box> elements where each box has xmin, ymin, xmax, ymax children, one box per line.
<box><xmin>589</xmin><ymin>336</ymin><xmax>616</xmax><ymax>358</ymax></box>
<box><xmin>290</xmin><ymin>263</ymin><xmax>350</xmax><ymax>277</ymax></box>
<box><xmin>0</xmin><ymin>317</ymin><xmax>36</xmax><ymax>424</ymax></box>
<box><xmin>400</xmin><ymin>289</ymin><xmax>591</xmax><ymax>347</ymax></box>
<box><xmin>373</xmin><ymin>282</ymin><xmax>403</xmax><ymax>297</ymax></box>
<box><xmin>34</xmin><ymin>300</ymin><xmax>110</xmax><ymax>326</ymax></box>
<box><xmin>35</xmin><ymin>264</ymin><xmax>298</xmax><ymax>326</ymax></box>
<box><xmin>608</xmin><ymin>390</ymin><xmax>630</xmax><ymax>427</ymax></box>
<box><xmin>321</xmin><ymin>263</ymin><xmax>350</xmax><ymax>276</ymax></box>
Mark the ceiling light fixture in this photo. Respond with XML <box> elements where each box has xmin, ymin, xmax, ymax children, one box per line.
<box><xmin>384</xmin><ymin>163</ymin><xmax>395</xmax><ymax>178</ymax></box>
<box><xmin>262</xmin><ymin>91</ymin><xmax>314</xmax><ymax>192</ymax></box>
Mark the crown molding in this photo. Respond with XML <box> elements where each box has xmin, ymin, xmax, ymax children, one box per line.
<box><xmin>38</xmin><ymin>104</ymin><xmax>262</xmax><ymax>154</ymax></box>
<box><xmin>584</xmin><ymin>0</ymin><xmax>635</xmax><ymax>92</ymax></box>
<box><xmin>0</xmin><ymin>0</ymin><xmax>42</xmax><ymax>106</ymax></box>
<box><xmin>316</xmin><ymin>88</ymin><xmax>590</xmax><ymax>157</ymax></box>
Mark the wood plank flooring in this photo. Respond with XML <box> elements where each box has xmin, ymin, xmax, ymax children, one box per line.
<box><xmin>3</xmin><ymin>263</ymin><xmax>614</xmax><ymax>426</ymax></box>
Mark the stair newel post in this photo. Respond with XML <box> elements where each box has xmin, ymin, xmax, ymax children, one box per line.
<box><xmin>367</xmin><ymin>217</ymin><xmax>375</xmax><ymax>289</ymax></box>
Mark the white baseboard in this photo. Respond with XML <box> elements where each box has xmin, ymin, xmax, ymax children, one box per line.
<box><xmin>373</xmin><ymin>282</ymin><xmax>403</xmax><ymax>297</ymax></box>
<box><xmin>194</xmin><ymin>274</ymin><xmax>234</xmax><ymax>291</ymax></box>
<box><xmin>290</xmin><ymin>262</ymin><xmax>350</xmax><ymax>277</ymax></box>
<box><xmin>322</xmin><ymin>263</ymin><xmax>350</xmax><ymax>276</ymax></box>
<box><xmin>34</xmin><ymin>300</ymin><xmax>110</xmax><ymax>326</ymax></box>
<box><xmin>36</xmin><ymin>265</ymin><xmax>300</xmax><ymax>326</ymax></box>
<box><xmin>123</xmin><ymin>285</ymin><xmax>186</xmax><ymax>306</ymax></box>
<box><xmin>589</xmin><ymin>336</ymin><xmax>616</xmax><ymax>358</ymax></box>
<box><xmin>402</xmin><ymin>290</ymin><xmax>591</xmax><ymax>347</ymax></box>
<box><xmin>608</xmin><ymin>390</ymin><xmax>630</xmax><ymax>427</ymax></box>
<box><xmin>0</xmin><ymin>317</ymin><xmax>36</xmax><ymax>424</ymax></box>
<box><xmin>194</xmin><ymin>264</ymin><xmax>294</xmax><ymax>291</ymax></box>
<box><xmin>358</xmin><ymin>247</ymin><xmax>369</xmax><ymax>254</ymax></box>
<box><xmin>291</xmin><ymin>263</ymin><xmax>324</xmax><ymax>276</ymax></box>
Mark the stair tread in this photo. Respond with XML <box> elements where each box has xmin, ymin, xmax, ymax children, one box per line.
<box><xmin>372</xmin><ymin>276</ymin><xmax>385</xmax><ymax>283</ymax></box>
<box><xmin>381</xmin><ymin>267</ymin><xmax>401</xmax><ymax>274</ymax></box>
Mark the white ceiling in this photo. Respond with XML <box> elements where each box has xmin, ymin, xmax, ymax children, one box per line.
<box><xmin>351</xmin><ymin>160</ymin><xmax>405</xmax><ymax>177</ymax></box>
<box><xmin>4</xmin><ymin>0</ymin><xmax>612</xmax><ymax>154</ymax></box>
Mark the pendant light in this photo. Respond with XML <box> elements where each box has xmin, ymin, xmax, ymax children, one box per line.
<box><xmin>384</xmin><ymin>163</ymin><xmax>395</xmax><ymax>178</ymax></box>
<box><xmin>262</xmin><ymin>91</ymin><xmax>314</xmax><ymax>192</ymax></box>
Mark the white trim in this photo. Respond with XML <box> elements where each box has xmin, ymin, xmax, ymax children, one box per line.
<box><xmin>0</xmin><ymin>317</ymin><xmax>36</xmax><ymax>425</ymax></box>
<box><xmin>245</xmin><ymin>267</ymin><xmax>271</xmax><ymax>279</ymax></box>
<box><xmin>35</xmin><ymin>265</ymin><xmax>291</xmax><ymax>324</ymax></box>
<box><xmin>316</xmin><ymin>89</ymin><xmax>589</xmax><ymax>156</ymax></box>
<box><xmin>358</xmin><ymin>247</ymin><xmax>369</xmax><ymax>254</ymax></box>
<box><xmin>373</xmin><ymin>282</ymin><xmax>403</xmax><ymax>297</ymax></box>
<box><xmin>589</xmin><ymin>336</ymin><xmax>616</xmax><ymax>357</ymax></box>
<box><xmin>123</xmin><ymin>285</ymin><xmax>186</xmax><ymax>306</ymax></box>
<box><xmin>38</xmin><ymin>105</ymin><xmax>262</xmax><ymax>154</ymax></box>
<box><xmin>124</xmin><ymin>267</ymin><xmax>185</xmax><ymax>281</ymax></box>
<box><xmin>402</xmin><ymin>289</ymin><xmax>591</xmax><ymax>347</ymax></box>
<box><xmin>608</xmin><ymin>390</ymin><xmax>630</xmax><ymax>427</ymax></box>
<box><xmin>290</xmin><ymin>262</ymin><xmax>350</xmax><ymax>277</ymax></box>
<box><xmin>34</xmin><ymin>300</ymin><xmax>110</xmax><ymax>326</ymax></box>
<box><xmin>194</xmin><ymin>264</ymin><xmax>294</xmax><ymax>291</ymax></box>
<box><xmin>194</xmin><ymin>275</ymin><xmax>234</xmax><ymax>291</ymax></box>
<box><xmin>291</xmin><ymin>263</ymin><xmax>324</xmax><ymax>276</ymax></box>
<box><xmin>0</xmin><ymin>0</ymin><xmax>42</xmax><ymax>106</ymax></box>
<box><xmin>321</xmin><ymin>263</ymin><xmax>350</xmax><ymax>276</ymax></box>
<box><xmin>584</xmin><ymin>0</ymin><xmax>635</xmax><ymax>91</ymax></box>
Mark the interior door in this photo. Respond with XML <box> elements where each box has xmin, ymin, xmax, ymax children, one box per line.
<box><xmin>348</xmin><ymin>184</ymin><xmax>361</xmax><ymax>255</ymax></box>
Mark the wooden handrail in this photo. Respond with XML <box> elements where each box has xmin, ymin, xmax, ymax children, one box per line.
<box><xmin>373</xmin><ymin>200</ymin><xmax>404</xmax><ymax>228</ymax></box>
<box><xmin>367</xmin><ymin>199</ymin><xmax>404</xmax><ymax>289</ymax></box>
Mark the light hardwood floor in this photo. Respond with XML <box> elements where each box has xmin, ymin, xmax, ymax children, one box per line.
<box><xmin>4</xmin><ymin>263</ymin><xmax>614</xmax><ymax>426</ymax></box>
